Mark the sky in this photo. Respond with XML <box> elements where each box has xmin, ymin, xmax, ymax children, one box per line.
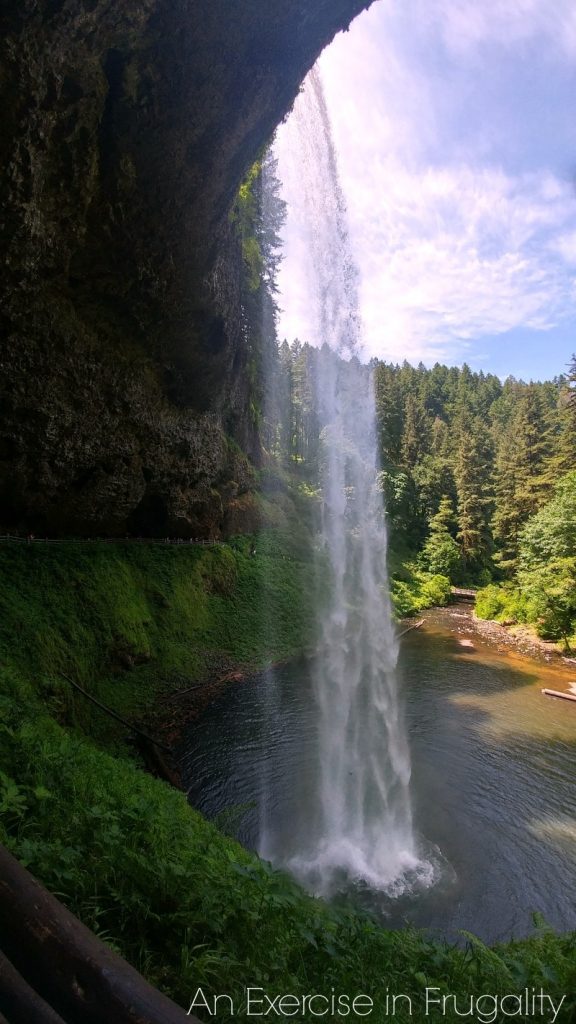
<box><xmin>275</xmin><ymin>0</ymin><xmax>576</xmax><ymax>381</ymax></box>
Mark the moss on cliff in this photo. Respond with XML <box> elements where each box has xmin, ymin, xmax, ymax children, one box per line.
<box><xmin>0</xmin><ymin>527</ymin><xmax>317</xmax><ymax>752</ymax></box>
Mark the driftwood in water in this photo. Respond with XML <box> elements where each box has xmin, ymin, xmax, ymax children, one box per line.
<box><xmin>398</xmin><ymin>619</ymin><xmax>424</xmax><ymax>639</ymax></box>
<box><xmin>160</xmin><ymin>679</ymin><xmax>206</xmax><ymax>703</ymax></box>
<box><xmin>61</xmin><ymin>673</ymin><xmax>173</xmax><ymax>753</ymax></box>
<box><xmin>0</xmin><ymin>844</ymin><xmax>195</xmax><ymax>1024</ymax></box>
<box><xmin>542</xmin><ymin>688</ymin><xmax>576</xmax><ymax>703</ymax></box>
<box><xmin>162</xmin><ymin>668</ymin><xmax>246</xmax><ymax>704</ymax></box>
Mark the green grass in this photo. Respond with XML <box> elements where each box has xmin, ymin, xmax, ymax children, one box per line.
<box><xmin>2</xmin><ymin>704</ymin><xmax>575</xmax><ymax>1022</ymax></box>
<box><xmin>0</xmin><ymin>533</ymin><xmax>318</xmax><ymax>750</ymax></box>
<box><xmin>1</xmin><ymin>537</ymin><xmax>576</xmax><ymax>1022</ymax></box>
<box><xmin>2</xmin><ymin>696</ymin><xmax>576</xmax><ymax>1023</ymax></box>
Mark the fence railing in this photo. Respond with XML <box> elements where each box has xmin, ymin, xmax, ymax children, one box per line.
<box><xmin>0</xmin><ymin>533</ymin><xmax>223</xmax><ymax>547</ymax></box>
<box><xmin>0</xmin><ymin>844</ymin><xmax>195</xmax><ymax>1024</ymax></box>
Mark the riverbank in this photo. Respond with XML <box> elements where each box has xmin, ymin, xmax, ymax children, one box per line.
<box><xmin>154</xmin><ymin>655</ymin><xmax>315</xmax><ymax>753</ymax></box>
<box><xmin>415</xmin><ymin>603</ymin><xmax>576</xmax><ymax>680</ymax></box>
<box><xmin>474</xmin><ymin>614</ymin><xmax>576</xmax><ymax>664</ymax></box>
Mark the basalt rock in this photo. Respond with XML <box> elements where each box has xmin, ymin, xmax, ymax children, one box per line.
<box><xmin>0</xmin><ymin>0</ymin><xmax>373</xmax><ymax>537</ymax></box>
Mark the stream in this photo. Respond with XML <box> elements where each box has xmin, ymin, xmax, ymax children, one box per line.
<box><xmin>179</xmin><ymin>606</ymin><xmax>576</xmax><ymax>944</ymax></box>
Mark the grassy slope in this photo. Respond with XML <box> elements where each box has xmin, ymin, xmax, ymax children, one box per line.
<box><xmin>0</xmin><ymin>530</ymin><xmax>316</xmax><ymax>749</ymax></box>
<box><xmin>0</xmin><ymin>536</ymin><xmax>575</xmax><ymax>1022</ymax></box>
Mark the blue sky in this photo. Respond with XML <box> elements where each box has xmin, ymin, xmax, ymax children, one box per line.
<box><xmin>275</xmin><ymin>0</ymin><xmax>576</xmax><ymax>381</ymax></box>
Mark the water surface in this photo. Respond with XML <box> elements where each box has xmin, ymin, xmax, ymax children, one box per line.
<box><xmin>179</xmin><ymin>607</ymin><xmax>576</xmax><ymax>943</ymax></box>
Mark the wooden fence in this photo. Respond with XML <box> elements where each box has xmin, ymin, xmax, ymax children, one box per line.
<box><xmin>0</xmin><ymin>845</ymin><xmax>197</xmax><ymax>1024</ymax></box>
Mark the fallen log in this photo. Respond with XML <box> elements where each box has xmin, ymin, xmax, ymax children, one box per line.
<box><xmin>162</xmin><ymin>669</ymin><xmax>246</xmax><ymax>704</ymax></box>
<box><xmin>0</xmin><ymin>845</ymin><xmax>196</xmax><ymax>1024</ymax></box>
<box><xmin>398</xmin><ymin>619</ymin><xmax>424</xmax><ymax>639</ymax></box>
<box><xmin>542</xmin><ymin>688</ymin><xmax>576</xmax><ymax>703</ymax></box>
<box><xmin>61</xmin><ymin>673</ymin><xmax>173</xmax><ymax>754</ymax></box>
<box><xmin>160</xmin><ymin>680</ymin><xmax>207</xmax><ymax>703</ymax></box>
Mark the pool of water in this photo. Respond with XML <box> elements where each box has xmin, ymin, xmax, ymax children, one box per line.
<box><xmin>178</xmin><ymin>608</ymin><xmax>576</xmax><ymax>943</ymax></box>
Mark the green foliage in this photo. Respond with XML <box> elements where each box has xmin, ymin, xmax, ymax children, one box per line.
<box><xmin>527</xmin><ymin>565</ymin><xmax>576</xmax><ymax>645</ymax></box>
<box><xmin>421</xmin><ymin>534</ymin><xmax>461</xmax><ymax>578</ymax></box>
<box><xmin>230</xmin><ymin>146</ymin><xmax>287</xmax><ymax>456</ymax></box>
<box><xmin>231</xmin><ymin>159</ymin><xmax>264</xmax><ymax>291</ymax></box>
<box><xmin>515</xmin><ymin>473</ymin><xmax>576</xmax><ymax>645</ymax></box>
<box><xmin>0</xmin><ymin>535</ymin><xmax>317</xmax><ymax>750</ymax></box>
<box><xmin>453</xmin><ymin>417</ymin><xmax>493</xmax><ymax>573</ymax></box>
<box><xmin>519</xmin><ymin>471</ymin><xmax>576</xmax><ymax>566</ymax></box>
<box><xmin>420</xmin><ymin>496</ymin><xmax>461</xmax><ymax>579</ymax></box>
<box><xmin>420</xmin><ymin>574</ymin><xmax>452</xmax><ymax>607</ymax></box>
<box><xmin>492</xmin><ymin>384</ymin><xmax>553</xmax><ymax>568</ymax></box>
<box><xmin>371</xmin><ymin>359</ymin><xmax>572</xmax><ymax>580</ymax></box>
<box><xmin>391</xmin><ymin>580</ymin><xmax>423</xmax><ymax>618</ymax></box>
<box><xmin>378</xmin><ymin>467</ymin><xmax>423</xmax><ymax>549</ymax></box>
<box><xmin>2</xmin><ymin>704</ymin><xmax>576</xmax><ymax>1021</ymax></box>
<box><xmin>391</xmin><ymin>565</ymin><xmax>451</xmax><ymax>617</ymax></box>
<box><xmin>375</xmin><ymin>359</ymin><xmax>575</xmax><ymax>622</ymax></box>
<box><xmin>475</xmin><ymin>584</ymin><xmax>519</xmax><ymax>622</ymax></box>
<box><xmin>477</xmin><ymin>472</ymin><xmax>576</xmax><ymax>646</ymax></box>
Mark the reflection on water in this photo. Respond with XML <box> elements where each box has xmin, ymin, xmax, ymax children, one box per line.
<box><xmin>178</xmin><ymin>607</ymin><xmax>576</xmax><ymax>943</ymax></box>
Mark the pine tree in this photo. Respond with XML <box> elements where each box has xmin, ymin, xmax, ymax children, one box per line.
<box><xmin>492</xmin><ymin>385</ymin><xmax>551</xmax><ymax>568</ymax></box>
<box><xmin>517</xmin><ymin>471</ymin><xmax>576</xmax><ymax>647</ymax></box>
<box><xmin>374</xmin><ymin>363</ymin><xmax>403</xmax><ymax>467</ymax></box>
<box><xmin>421</xmin><ymin>495</ymin><xmax>461</xmax><ymax>579</ymax></box>
<box><xmin>544</xmin><ymin>360</ymin><xmax>576</xmax><ymax>480</ymax></box>
<box><xmin>454</xmin><ymin>417</ymin><xmax>493</xmax><ymax>574</ymax></box>
<box><xmin>401</xmin><ymin>393</ymin><xmax>430</xmax><ymax>468</ymax></box>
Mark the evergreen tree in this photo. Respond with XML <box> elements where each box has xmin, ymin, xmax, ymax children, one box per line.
<box><xmin>454</xmin><ymin>417</ymin><xmax>493</xmax><ymax>574</ymax></box>
<box><xmin>401</xmin><ymin>393</ymin><xmax>430</xmax><ymax>468</ymax></box>
<box><xmin>516</xmin><ymin>472</ymin><xmax>576</xmax><ymax>647</ymax></box>
<box><xmin>374</xmin><ymin>363</ymin><xmax>403</xmax><ymax>467</ymax></box>
<box><xmin>492</xmin><ymin>385</ymin><xmax>551</xmax><ymax>568</ymax></box>
<box><xmin>420</xmin><ymin>495</ymin><xmax>461</xmax><ymax>579</ymax></box>
<box><xmin>544</xmin><ymin>361</ymin><xmax>576</xmax><ymax>480</ymax></box>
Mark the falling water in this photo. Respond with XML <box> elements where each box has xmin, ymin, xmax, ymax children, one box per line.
<box><xmin>272</xmin><ymin>69</ymin><xmax>430</xmax><ymax>894</ymax></box>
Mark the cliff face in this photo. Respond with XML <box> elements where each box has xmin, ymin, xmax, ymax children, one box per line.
<box><xmin>0</xmin><ymin>0</ymin><xmax>373</xmax><ymax>537</ymax></box>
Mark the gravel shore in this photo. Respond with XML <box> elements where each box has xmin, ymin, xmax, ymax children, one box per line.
<box><xmin>443</xmin><ymin>604</ymin><xmax>576</xmax><ymax>667</ymax></box>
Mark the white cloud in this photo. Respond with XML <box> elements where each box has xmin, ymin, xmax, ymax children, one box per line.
<box><xmin>350</xmin><ymin>162</ymin><xmax>576</xmax><ymax>361</ymax></box>
<box><xmin>413</xmin><ymin>0</ymin><xmax>576</xmax><ymax>61</ymax></box>
<box><xmin>274</xmin><ymin>0</ymin><xmax>576</xmax><ymax>368</ymax></box>
<box><xmin>551</xmin><ymin>231</ymin><xmax>576</xmax><ymax>265</ymax></box>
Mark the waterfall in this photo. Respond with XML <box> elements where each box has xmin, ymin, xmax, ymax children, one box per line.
<box><xmin>302</xmin><ymin>352</ymin><xmax>419</xmax><ymax>893</ymax></box>
<box><xmin>270</xmin><ymin>68</ymin><xmax>430</xmax><ymax>895</ymax></box>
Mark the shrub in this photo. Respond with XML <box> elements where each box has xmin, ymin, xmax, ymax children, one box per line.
<box><xmin>391</xmin><ymin>570</ymin><xmax>451</xmax><ymax>617</ymax></box>
<box><xmin>420</xmin><ymin>574</ymin><xmax>451</xmax><ymax>606</ymax></box>
<box><xmin>475</xmin><ymin>584</ymin><xmax>509</xmax><ymax>621</ymax></box>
